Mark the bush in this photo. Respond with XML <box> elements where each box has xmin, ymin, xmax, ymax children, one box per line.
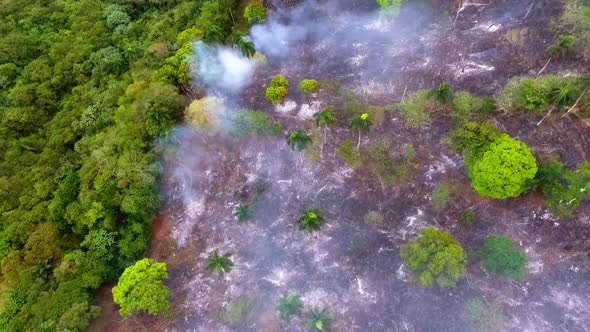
<box><xmin>469</xmin><ymin>134</ymin><xmax>538</xmax><ymax>199</ymax></box>
<box><xmin>230</xmin><ymin>110</ymin><xmax>281</xmax><ymax>137</ymax></box>
<box><xmin>244</xmin><ymin>3</ymin><xmax>266</xmax><ymax>24</ymax></box>
<box><xmin>276</xmin><ymin>294</ymin><xmax>302</xmax><ymax>320</ymax></box>
<box><xmin>459</xmin><ymin>209</ymin><xmax>477</xmax><ymax>224</ymax></box>
<box><xmin>553</xmin><ymin>1</ymin><xmax>590</xmax><ymax>59</ymax></box>
<box><xmin>479</xmin><ymin>236</ymin><xmax>527</xmax><ymax>280</ymax></box>
<box><xmin>377</xmin><ymin>0</ymin><xmax>404</xmax><ymax>17</ymax></box>
<box><xmin>364</xmin><ymin>139</ymin><xmax>414</xmax><ymax>184</ymax></box>
<box><xmin>447</xmin><ymin>121</ymin><xmax>500</xmax><ymax>166</ymax></box>
<box><xmin>497</xmin><ymin>76</ymin><xmax>562</xmax><ymax>113</ymax></box>
<box><xmin>299</xmin><ymin>79</ymin><xmax>320</xmax><ymax>94</ymax></box>
<box><xmin>186</xmin><ymin>97</ymin><xmax>225</xmax><ymax>130</ymax></box>
<box><xmin>297</xmin><ymin>208</ymin><xmax>325</xmax><ymax>233</ymax></box>
<box><xmin>337</xmin><ymin>140</ymin><xmax>362</xmax><ymax>168</ymax></box>
<box><xmin>400</xmin><ymin>226</ymin><xmax>465</xmax><ymax>288</ymax></box>
<box><xmin>363</xmin><ymin>211</ymin><xmax>384</xmax><ymax>225</ymax></box>
<box><xmin>265</xmin><ymin>75</ymin><xmax>289</xmax><ymax>105</ymax></box>
<box><xmin>304</xmin><ymin>308</ymin><xmax>331</xmax><ymax>332</ymax></box>
<box><xmin>465</xmin><ymin>298</ymin><xmax>505</xmax><ymax>330</ymax></box>
<box><xmin>399</xmin><ymin>89</ymin><xmax>433</xmax><ymax>128</ymax></box>
<box><xmin>432</xmin><ymin>181</ymin><xmax>456</xmax><ymax>210</ymax></box>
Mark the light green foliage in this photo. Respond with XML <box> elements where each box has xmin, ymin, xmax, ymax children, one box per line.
<box><xmin>430</xmin><ymin>83</ymin><xmax>454</xmax><ymax>105</ymax></box>
<box><xmin>206</xmin><ymin>250</ymin><xmax>233</xmax><ymax>275</ymax></box>
<box><xmin>176</xmin><ymin>27</ymin><xmax>204</xmax><ymax>45</ymax></box>
<box><xmin>112</xmin><ymin>258</ymin><xmax>171</xmax><ymax>317</ymax></box>
<box><xmin>469</xmin><ymin>134</ymin><xmax>538</xmax><ymax>199</ymax></box>
<box><xmin>230</xmin><ymin>110</ymin><xmax>281</xmax><ymax>137</ymax></box>
<box><xmin>432</xmin><ymin>181</ymin><xmax>456</xmax><ymax>210</ymax></box>
<box><xmin>244</xmin><ymin>3</ymin><xmax>267</xmax><ymax>23</ymax></box>
<box><xmin>287</xmin><ymin>130</ymin><xmax>312</xmax><ymax>151</ymax></box>
<box><xmin>479</xmin><ymin>236</ymin><xmax>527</xmax><ymax>280</ymax></box>
<box><xmin>186</xmin><ymin>97</ymin><xmax>225</xmax><ymax>130</ymax></box>
<box><xmin>337</xmin><ymin>140</ymin><xmax>362</xmax><ymax>168</ymax></box>
<box><xmin>297</xmin><ymin>208</ymin><xmax>325</xmax><ymax>233</ymax></box>
<box><xmin>447</xmin><ymin>121</ymin><xmax>500</xmax><ymax>167</ymax></box>
<box><xmin>400</xmin><ymin>226</ymin><xmax>465</xmax><ymax>288</ymax></box>
<box><xmin>299</xmin><ymin>79</ymin><xmax>321</xmax><ymax>94</ymax></box>
<box><xmin>266</xmin><ymin>75</ymin><xmax>289</xmax><ymax>105</ymax></box>
<box><xmin>465</xmin><ymin>298</ymin><xmax>505</xmax><ymax>331</ymax></box>
<box><xmin>277</xmin><ymin>294</ymin><xmax>302</xmax><ymax>320</ymax></box>
<box><xmin>399</xmin><ymin>89</ymin><xmax>433</xmax><ymax>128</ymax></box>
<box><xmin>363</xmin><ymin>211</ymin><xmax>384</xmax><ymax>225</ymax></box>
<box><xmin>305</xmin><ymin>308</ymin><xmax>331</xmax><ymax>331</ymax></box>
<box><xmin>460</xmin><ymin>210</ymin><xmax>477</xmax><ymax>224</ymax></box>
<box><xmin>553</xmin><ymin>0</ymin><xmax>590</xmax><ymax>59</ymax></box>
<box><xmin>548</xmin><ymin>35</ymin><xmax>575</xmax><ymax>58</ymax></box>
<box><xmin>377</xmin><ymin>0</ymin><xmax>405</xmax><ymax>17</ymax></box>
<box><xmin>364</xmin><ymin>139</ymin><xmax>415</xmax><ymax>184</ymax></box>
<box><xmin>351</xmin><ymin>113</ymin><xmax>373</xmax><ymax>134</ymax></box>
<box><xmin>105</xmin><ymin>5</ymin><xmax>131</xmax><ymax>30</ymax></box>
<box><xmin>497</xmin><ymin>76</ymin><xmax>562</xmax><ymax>112</ymax></box>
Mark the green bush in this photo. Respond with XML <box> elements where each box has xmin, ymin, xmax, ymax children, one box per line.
<box><xmin>297</xmin><ymin>208</ymin><xmax>325</xmax><ymax>233</ymax></box>
<box><xmin>399</xmin><ymin>89</ymin><xmax>433</xmax><ymax>128</ymax></box>
<box><xmin>400</xmin><ymin>226</ymin><xmax>465</xmax><ymax>288</ymax></box>
<box><xmin>304</xmin><ymin>308</ymin><xmax>331</xmax><ymax>332</ymax></box>
<box><xmin>337</xmin><ymin>140</ymin><xmax>362</xmax><ymax>168</ymax></box>
<box><xmin>432</xmin><ymin>181</ymin><xmax>456</xmax><ymax>210</ymax></box>
<box><xmin>459</xmin><ymin>210</ymin><xmax>477</xmax><ymax>224</ymax></box>
<box><xmin>299</xmin><ymin>79</ymin><xmax>320</xmax><ymax>94</ymax></box>
<box><xmin>230</xmin><ymin>110</ymin><xmax>282</xmax><ymax>137</ymax></box>
<box><xmin>276</xmin><ymin>294</ymin><xmax>302</xmax><ymax>320</ymax></box>
<box><xmin>364</xmin><ymin>139</ymin><xmax>414</xmax><ymax>184</ymax></box>
<box><xmin>377</xmin><ymin>0</ymin><xmax>405</xmax><ymax>17</ymax></box>
<box><xmin>244</xmin><ymin>3</ymin><xmax>266</xmax><ymax>24</ymax></box>
<box><xmin>465</xmin><ymin>298</ymin><xmax>505</xmax><ymax>330</ymax></box>
<box><xmin>469</xmin><ymin>134</ymin><xmax>538</xmax><ymax>199</ymax></box>
<box><xmin>479</xmin><ymin>236</ymin><xmax>527</xmax><ymax>280</ymax></box>
<box><xmin>265</xmin><ymin>75</ymin><xmax>289</xmax><ymax>105</ymax></box>
<box><xmin>553</xmin><ymin>2</ymin><xmax>590</xmax><ymax>59</ymax></box>
<box><xmin>497</xmin><ymin>76</ymin><xmax>562</xmax><ymax>112</ymax></box>
<box><xmin>447</xmin><ymin>121</ymin><xmax>500</xmax><ymax>166</ymax></box>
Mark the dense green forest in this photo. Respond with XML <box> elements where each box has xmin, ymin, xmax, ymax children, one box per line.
<box><xmin>0</xmin><ymin>0</ymin><xmax>243</xmax><ymax>329</ymax></box>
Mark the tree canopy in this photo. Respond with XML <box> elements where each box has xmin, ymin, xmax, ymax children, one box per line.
<box><xmin>265</xmin><ymin>75</ymin><xmax>289</xmax><ymax>105</ymax></box>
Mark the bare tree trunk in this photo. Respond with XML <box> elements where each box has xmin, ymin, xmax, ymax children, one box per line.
<box><xmin>522</xmin><ymin>2</ymin><xmax>535</xmax><ymax>22</ymax></box>
<box><xmin>357</xmin><ymin>131</ymin><xmax>361</xmax><ymax>149</ymax></box>
<box><xmin>229</xmin><ymin>9</ymin><xmax>236</xmax><ymax>26</ymax></box>
<box><xmin>537</xmin><ymin>105</ymin><xmax>555</xmax><ymax>126</ymax></box>
<box><xmin>562</xmin><ymin>89</ymin><xmax>587</xmax><ymax>118</ymax></box>
<box><xmin>536</xmin><ymin>57</ymin><xmax>551</xmax><ymax>77</ymax></box>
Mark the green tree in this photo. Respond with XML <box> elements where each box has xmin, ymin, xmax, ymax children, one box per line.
<box><xmin>206</xmin><ymin>250</ymin><xmax>233</xmax><ymax>275</ymax></box>
<box><xmin>400</xmin><ymin>226</ymin><xmax>465</xmax><ymax>288</ymax></box>
<box><xmin>548</xmin><ymin>35</ymin><xmax>575</xmax><ymax>58</ymax></box>
<box><xmin>276</xmin><ymin>294</ymin><xmax>302</xmax><ymax>320</ymax></box>
<box><xmin>314</xmin><ymin>107</ymin><xmax>335</xmax><ymax>143</ymax></box>
<box><xmin>304</xmin><ymin>308</ymin><xmax>331</xmax><ymax>331</ymax></box>
<box><xmin>469</xmin><ymin>134</ymin><xmax>538</xmax><ymax>199</ymax></box>
<box><xmin>377</xmin><ymin>0</ymin><xmax>405</xmax><ymax>17</ymax></box>
<box><xmin>265</xmin><ymin>75</ymin><xmax>289</xmax><ymax>105</ymax></box>
<box><xmin>351</xmin><ymin>112</ymin><xmax>372</xmax><ymax>148</ymax></box>
<box><xmin>299</xmin><ymin>79</ymin><xmax>320</xmax><ymax>105</ymax></box>
<box><xmin>447</xmin><ymin>121</ymin><xmax>500</xmax><ymax>167</ymax></box>
<box><xmin>237</xmin><ymin>39</ymin><xmax>256</xmax><ymax>58</ymax></box>
<box><xmin>244</xmin><ymin>3</ymin><xmax>266</xmax><ymax>23</ymax></box>
<box><xmin>429</xmin><ymin>82</ymin><xmax>454</xmax><ymax>104</ymax></box>
<box><xmin>297</xmin><ymin>208</ymin><xmax>325</xmax><ymax>233</ymax></box>
<box><xmin>478</xmin><ymin>236</ymin><xmax>527</xmax><ymax>280</ymax></box>
<box><xmin>286</xmin><ymin>130</ymin><xmax>312</xmax><ymax>151</ymax></box>
<box><xmin>112</xmin><ymin>258</ymin><xmax>171</xmax><ymax>317</ymax></box>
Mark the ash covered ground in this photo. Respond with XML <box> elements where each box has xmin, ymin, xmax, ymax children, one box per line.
<box><xmin>126</xmin><ymin>1</ymin><xmax>590</xmax><ymax>331</ymax></box>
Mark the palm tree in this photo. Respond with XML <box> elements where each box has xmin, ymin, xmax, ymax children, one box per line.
<box><xmin>206</xmin><ymin>250</ymin><xmax>233</xmax><ymax>275</ymax></box>
<box><xmin>537</xmin><ymin>83</ymin><xmax>581</xmax><ymax>126</ymax></box>
<box><xmin>429</xmin><ymin>83</ymin><xmax>453</xmax><ymax>104</ymax></box>
<box><xmin>276</xmin><ymin>294</ymin><xmax>302</xmax><ymax>320</ymax></box>
<box><xmin>234</xmin><ymin>203</ymin><xmax>252</xmax><ymax>223</ymax></box>
<box><xmin>538</xmin><ymin>35</ymin><xmax>575</xmax><ymax>76</ymax></box>
<box><xmin>314</xmin><ymin>107</ymin><xmax>335</xmax><ymax>146</ymax></box>
<box><xmin>351</xmin><ymin>112</ymin><xmax>372</xmax><ymax>148</ymax></box>
<box><xmin>286</xmin><ymin>130</ymin><xmax>312</xmax><ymax>151</ymax></box>
<box><xmin>297</xmin><ymin>208</ymin><xmax>325</xmax><ymax>233</ymax></box>
<box><xmin>304</xmin><ymin>308</ymin><xmax>331</xmax><ymax>331</ymax></box>
<box><xmin>238</xmin><ymin>39</ymin><xmax>255</xmax><ymax>58</ymax></box>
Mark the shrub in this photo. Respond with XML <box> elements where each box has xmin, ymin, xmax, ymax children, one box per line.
<box><xmin>364</xmin><ymin>211</ymin><xmax>384</xmax><ymax>225</ymax></box>
<box><xmin>276</xmin><ymin>294</ymin><xmax>302</xmax><ymax>320</ymax></box>
<box><xmin>459</xmin><ymin>209</ymin><xmax>477</xmax><ymax>224</ymax></box>
<box><xmin>432</xmin><ymin>181</ymin><xmax>456</xmax><ymax>210</ymax></box>
<box><xmin>286</xmin><ymin>130</ymin><xmax>312</xmax><ymax>151</ymax></box>
<box><xmin>479</xmin><ymin>235</ymin><xmax>527</xmax><ymax>280</ymax></box>
<box><xmin>206</xmin><ymin>250</ymin><xmax>233</xmax><ymax>275</ymax></box>
<box><xmin>244</xmin><ymin>3</ymin><xmax>266</xmax><ymax>23</ymax></box>
<box><xmin>234</xmin><ymin>204</ymin><xmax>252</xmax><ymax>223</ymax></box>
<box><xmin>265</xmin><ymin>75</ymin><xmax>289</xmax><ymax>105</ymax></box>
<box><xmin>399</xmin><ymin>89</ymin><xmax>432</xmax><ymax>128</ymax></box>
<box><xmin>497</xmin><ymin>76</ymin><xmax>562</xmax><ymax>112</ymax></box>
<box><xmin>553</xmin><ymin>0</ymin><xmax>590</xmax><ymax>59</ymax></box>
<box><xmin>186</xmin><ymin>97</ymin><xmax>225</xmax><ymax>131</ymax></box>
<box><xmin>400</xmin><ymin>226</ymin><xmax>465</xmax><ymax>288</ymax></box>
<box><xmin>176</xmin><ymin>27</ymin><xmax>204</xmax><ymax>46</ymax></box>
<box><xmin>430</xmin><ymin>83</ymin><xmax>454</xmax><ymax>104</ymax></box>
<box><xmin>364</xmin><ymin>139</ymin><xmax>414</xmax><ymax>184</ymax></box>
<box><xmin>469</xmin><ymin>134</ymin><xmax>538</xmax><ymax>199</ymax></box>
<box><xmin>230</xmin><ymin>110</ymin><xmax>281</xmax><ymax>137</ymax></box>
<box><xmin>337</xmin><ymin>140</ymin><xmax>362</xmax><ymax>168</ymax></box>
<box><xmin>465</xmin><ymin>298</ymin><xmax>505</xmax><ymax>330</ymax></box>
<box><xmin>297</xmin><ymin>208</ymin><xmax>325</xmax><ymax>233</ymax></box>
<box><xmin>535</xmin><ymin>160</ymin><xmax>590</xmax><ymax>218</ymax></box>
<box><xmin>377</xmin><ymin>0</ymin><xmax>405</xmax><ymax>17</ymax></box>
<box><xmin>447</xmin><ymin>121</ymin><xmax>500</xmax><ymax>166</ymax></box>
<box><xmin>304</xmin><ymin>308</ymin><xmax>331</xmax><ymax>332</ymax></box>
<box><xmin>299</xmin><ymin>79</ymin><xmax>320</xmax><ymax>94</ymax></box>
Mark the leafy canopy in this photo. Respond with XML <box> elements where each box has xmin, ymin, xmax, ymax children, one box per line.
<box><xmin>400</xmin><ymin>226</ymin><xmax>465</xmax><ymax>288</ymax></box>
<box><xmin>469</xmin><ymin>134</ymin><xmax>538</xmax><ymax>199</ymax></box>
<box><xmin>299</xmin><ymin>79</ymin><xmax>321</xmax><ymax>94</ymax></box>
<box><xmin>351</xmin><ymin>113</ymin><xmax>372</xmax><ymax>133</ymax></box>
<box><xmin>305</xmin><ymin>308</ymin><xmax>331</xmax><ymax>331</ymax></box>
<box><xmin>287</xmin><ymin>130</ymin><xmax>312</xmax><ymax>151</ymax></box>
<box><xmin>297</xmin><ymin>208</ymin><xmax>325</xmax><ymax>233</ymax></box>
<box><xmin>112</xmin><ymin>258</ymin><xmax>171</xmax><ymax>317</ymax></box>
<box><xmin>265</xmin><ymin>75</ymin><xmax>289</xmax><ymax>105</ymax></box>
<box><xmin>244</xmin><ymin>3</ymin><xmax>266</xmax><ymax>23</ymax></box>
<box><xmin>314</xmin><ymin>107</ymin><xmax>335</xmax><ymax>128</ymax></box>
<box><xmin>206</xmin><ymin>250</ymin><xmax>233</xmax><ymax>275</ymax></box>
<box><xmin>478</xmin><ymin>236</ymin><xmax>527</xmax><ymax>280</ymax></box>
<box><xmin>276</xmin><ymin>294</ymin><xmax>302</xmax><ymax>320</ymax></box>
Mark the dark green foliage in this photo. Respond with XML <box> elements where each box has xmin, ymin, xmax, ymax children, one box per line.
<box><xmin>400</xmin><ymin>226</ymin><xmax>465</xmax><ymax>288</ymax></box>
<box><xmin>447</xmin><ymin>121</ymin><xmax>500</xmax><ymax>166</ymax></box>
<box><xmin>469</xmin><ymin>134</ymin><xmax>538</xmax><ymax>199</ymax></box>
<box><xmin>547</xmin><ymin>35</ymin><xmax>575</xmax><ymax>58</ymax></box>
<box><xmin>314</xmin><ymin>108</ymin><xmax>335</xmax><ymax>128</ymax></box>
<box><xmin>206</xmin><ymin>250</ymin><xmax>234</xmax><ymax>275</ymax></box>
<box><xmin>305</xmin><ymin>308</ymin><xmax>332</xmax><ymax>331</ymax></box>
<box><xmin>297</xmin><ymin>208</ymin><xmax>325</xmax><ymax>233</ymax></box>
<box><xmin>351</xmin><ymin>113</ymin><xmax>372</xmax><ymax>134</ymax></box>
<box><xmin>276</xmin><ymin>294</ymin><xmax>302</xmax><ymax>320</ymax></box>
<box><xmin>230</xmin><ymin>110</ymin><xmax>282</xmax><ymax>137</ymax></box>
<box><xmin>478</xmin><ymin>236</ymin><xmax>527</xmax><ymax>280</ymax></box>
<box><xmin>244</xmin><ymin>3</ymin><xmax>266</xmax><ymax>24</ymax></box>
<box><xmin>460</xmin><ymin>210</ymin><xmax>477</xmax><ymax>224</ymax></box>
<box><xmin>234</xmin><ymin>204</ymin><xmax>252</xmax><ymax>223</ymax></box>
<box><xmin>465</xmin><ymin>298</ymin><xmax>505</xmax><ymax>331</ymax></box>
<box><xmin>238</xmin><ymin>39</ymin><xmax>256</xmax><ymax>58</ymax></box>
<box><xmin>287</xmin><ymin>130</ymin><xmax>312</xmax><ymax>151</ymax></box>
<box><xmin>430</xmin><ymin>83</ymin><xmax>454</xmax><ymax>104</ymax></box>
<box><xmin>265</xmin><ymin>75</ymin><xmax>289</xmax><ymax>105</ymax></box>
<box><xmin>549</xmin><ymin>83</ymin><xmax>580</xmax><ymax>108</ymax></box>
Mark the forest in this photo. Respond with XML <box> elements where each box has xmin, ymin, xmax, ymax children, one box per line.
<box><xmin>0</xmin><ymin>0</ymin><xmax>589</xmax><ymax>331</ymax></box>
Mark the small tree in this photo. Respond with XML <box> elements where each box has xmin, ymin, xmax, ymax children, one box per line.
<box><xmin>305</xmin><ymin>308</ymin><xmax>331</xmax><ymax>331</ymax></box>
<box><xmin>469</xmin><ymin>134</ymin><xmax>538</xmax><ymax>199</ymax></box>
<box><xmin>429</xmin><ymin>82</ymin><xmax>454</xmax><ymax>104</ymax></box>
<box><xmin>351</xmin><ymin>112</ymin><xmax>372</xmax><ymax>148</ymax></box>
<box><xmin>478</xmin><ymin>236</ymin><xmax>527</xmax><ymax>280</ymax></box>
<box><xmin>286</xmin><ymin>130</ymin><xmax>312</xmax><ymax>151</ymax></box>
<box><xmin>237</xmin><ymin>39</ymin><xmax>255</xmax><ymax>58</ymax></box>
<box><xmin>112</xmin><ymin>258</ymin><xmax>171</xmax><ymax>317</ymax></box>
<box><xmin>377</xmin><ymin>0</ymin><xmax>405</xmax><ymax>17</ymax></box>
<box><xmin>400</xmin><ymin>226</ymin><xmax>465</xmax><ymax>288</ymax></box>
<box><xmin>276</xmin><ymin>294</ymin><xmax>302</xmax><ymax>320</ymax></box>
<box><xmin>538</xmin><ymin>35</ymin><xmax>575</xmax><ymax>76</ymax></box>
<box><xmin>299</xmin><ymin>79</ymin><xmax>321</xmax><ymax>105</ymax></box>
<box><xmin>297</xmin><ymin>208</ymin><xmax>325</xmax><ymax>233</ymax></box>
<box><xmin>314</xmin><ymin>107</ymin><xmax>335</xmax><ymax>144</ymax></box>
<box><xmin>265</xmin><ymin>75</ymin><xmax>289</xmax><ymax>105</ymax></box>
<box><xmin>206</xmin><ymin>250</ymin><xmax>233</xmax><ymax>275</ymax></box>
<box><xmin>234</xmin><ymin>204</ymin><xmax>252</xmax><ymax>223</ymax></box>
<box><xmin>244</xmin><ymin>3</ymin><xmax>266</xmax><ymax>24</ymax></box>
